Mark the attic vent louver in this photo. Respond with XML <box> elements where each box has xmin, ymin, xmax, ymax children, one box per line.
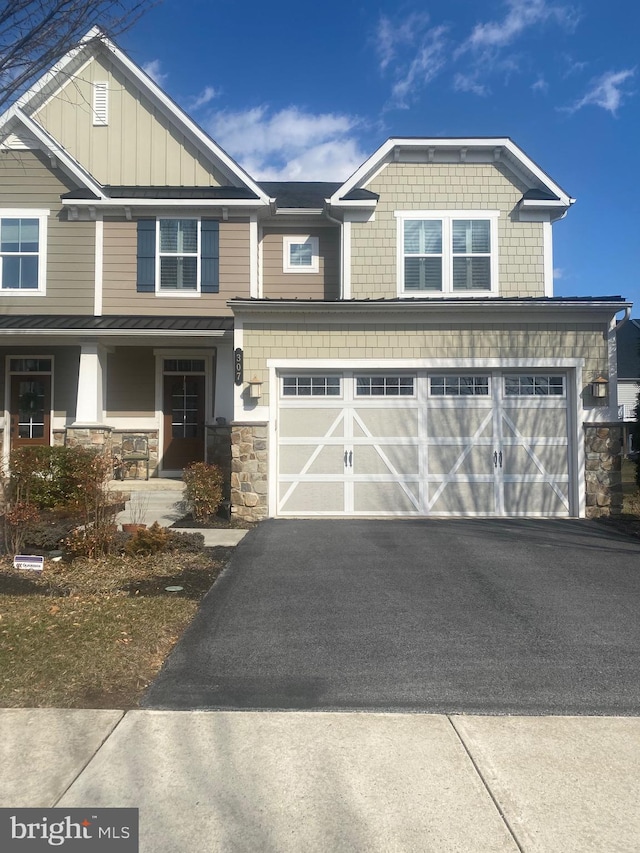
<box><xmin>92</xmin><ymin>81</ymin><xmax>108</xmax><ymax>126</ymax></box>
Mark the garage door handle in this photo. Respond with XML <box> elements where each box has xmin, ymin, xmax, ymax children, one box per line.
<box><xmin>348</xmin><ymin>451</ymin><xmax>353</xmax><ymax>467</ymax></box>
<box><xmin>499</xmin><ymin>451</ymin><xmax>503</xmax><ymax>468</ymax></box>
<box><xmin>344</xmin><ymin>451</ymin><xmax>348</xmax><ymax>466</ymax></box>
<box><xmin>494</xmin><ymin>451</ymin><xmax>498</xmax><ymax>468</ymax></box>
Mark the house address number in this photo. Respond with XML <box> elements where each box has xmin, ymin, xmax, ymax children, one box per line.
<box><xmin>234</xmin><ymin>348</ymin><xmax>243</xmax><ymax>385</ymax></box>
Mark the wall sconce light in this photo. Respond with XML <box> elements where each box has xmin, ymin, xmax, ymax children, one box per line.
<box><xmin>248</xmin><ymin>376</ymin><xmax>263</xmax><ymax>399</ymax></box>
<box><xmin>591</xmin><ymin>375</ymin><xmax>609</xmax><ymax>398</ymax></box>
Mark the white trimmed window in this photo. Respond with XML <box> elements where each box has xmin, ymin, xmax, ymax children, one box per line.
<box><xmin>282</xmin><ymin>375</ymin><xmax>341</xmax><ymax>397</ymax></box>
<box><xmin>283</xmin><ymin>235</ymin><xmax>319</xmax><ymax>273</ymax></box>
<box><xmin>158</xmin><ymin>219</ymin><xmax>199</xmax><ymax>291</ymax></box>
<box><xmin>356</xmin><ymin>376</ymin><xmax>415</xmax><ymax>396</ymax></box>
<box><xmin>396</xmin><ymin>211</ymin><xmax>499</xmax><ymax>296</ymax></box>
<box><xmin>0</xmin><ymin>210</ymin><xmax>48</xmax><ymax>294</ymax></box>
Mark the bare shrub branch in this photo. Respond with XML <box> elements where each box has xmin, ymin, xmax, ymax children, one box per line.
<box><xmin>0</xmin><ymin>0</ymin><xmax>153</xmax><ymax>111</ymax></box>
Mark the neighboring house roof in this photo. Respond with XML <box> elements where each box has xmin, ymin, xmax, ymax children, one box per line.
<box><xmin>0</xmin><ymin>315</ymin><xmax>233</xmax><ymax>332</ymax></box>
<box><xmin>259</xmin><ymin>182</ymin><xmax>341</xmax><ymax>209</ymax></box>
<box><xmin>259</xmin><ymin>182</ymin><xmax>380</xmax><ymax>209</ymax></box>
<box><xmin>617</xmin><ymin>319</ymin><xmax>640</xmax><ymax>379</ymax></box>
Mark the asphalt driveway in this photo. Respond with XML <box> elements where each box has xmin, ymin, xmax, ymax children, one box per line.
<box><xmin>143</xmin><ymin>519</ymin><xmax>640</xmax><ymax>714</ymax></box>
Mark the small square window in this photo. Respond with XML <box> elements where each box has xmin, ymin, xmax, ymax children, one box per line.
<box><xmin>283</xmin><ymin>236</ymin><xmax>319</xmax><ymax>273</ymax></box>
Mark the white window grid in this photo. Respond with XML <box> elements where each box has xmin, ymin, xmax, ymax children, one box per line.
<box><xmin>283</xmin><ymin>235</ymin><xmax>319</xmax><ymax>274</ymax></box>
<box><xmin>0</xmin><ymin>210</ymin><xmax>48</xmax><ymax>295</ymax></box>
<box><xmin>430</xmin><ymin>375</ymin><xmax>490</xmax><ymax>396</ymax></box>
<box><xmin>395</xmin><ymin>210</ymin><xmax>499</xmax><ymax>297</ymax></box>
<box><xmin>356</xmin><ymin>375</ymin><xmax>415</xmax><ymax>396</ymax></box>
<box><xmin>504</xmin><ymin>375</ymin><xmax>565</xmax><ymax>396</ymax></box>
<box><xmin>282</xmin><ymin>375</ymin><xmax>341</xmax><ymax>397</ymax></box>
<box><xmin>157</xmin><ymin>218</ymin><xmax>200</xmax><ymax>293</ymax></box>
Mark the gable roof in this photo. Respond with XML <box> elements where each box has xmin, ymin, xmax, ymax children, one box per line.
<box><xmin>329</xmin><ymin>137</ymin><xmax>575</xmax><ymax>215</ymax></box>
<box><xmin>2</xmin><ymin>27</ymin><xmax>269</xmax><ymax>204</ymax></box>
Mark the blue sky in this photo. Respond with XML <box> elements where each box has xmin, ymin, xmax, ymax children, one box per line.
<box><xmin>120</xmin><ymin>0</ymin><xmax>639</xmax><ymax>313</ymax></box>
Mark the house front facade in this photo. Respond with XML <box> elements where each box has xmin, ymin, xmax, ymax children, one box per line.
<box><xmin>0</xmin><ymin>30</ymin><xmax>628</xmax><ymax>519</ymax></box>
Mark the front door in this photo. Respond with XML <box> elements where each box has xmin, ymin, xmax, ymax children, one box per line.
<box><xmin>10</xmin><ymin>374</ymin><xmax>51</xmax><ymax>450</ymax></box>
<box><xmin>162</xmin><ymin>373</ymin><xmax>205</xmax><ymax>471</ymax></box>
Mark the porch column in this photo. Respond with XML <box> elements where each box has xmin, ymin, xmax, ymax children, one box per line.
<box><xmin>74</xmin><ymin>342</ymin><xmax>107</xmax><ymax>424</ymax></box>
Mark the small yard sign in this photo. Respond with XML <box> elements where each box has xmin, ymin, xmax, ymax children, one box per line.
<box><xmin>13</xmin><ymin>555</ymin><xmax>44</xmax><ymax>572</ymax></box>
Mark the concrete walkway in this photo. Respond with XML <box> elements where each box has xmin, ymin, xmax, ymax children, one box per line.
<box><xmin>1</xmin><ymin>709</ymin><xmax>639</xmax><ymax>852</ymax></box>
<box><xmin>112</xmin><ymin>479</ymin><xmax>247</xmax><ymax>546</ymax></box>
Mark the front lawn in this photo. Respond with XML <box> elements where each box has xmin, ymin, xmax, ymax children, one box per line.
<box><xmin>0</xmin><ymin>547</ymin><xmax>229</xmax><ymax>708</ymax></box>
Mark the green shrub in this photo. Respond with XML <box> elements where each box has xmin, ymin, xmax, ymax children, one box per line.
<box><xmin>183</xmin><ymin>462</ymin><xmax>224</xmax><ymax>521</ymax></box>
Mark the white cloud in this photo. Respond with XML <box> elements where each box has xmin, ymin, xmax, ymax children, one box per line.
<box><xmin>142</xmin><ymin>59</ymin><xmax>168</xmax><ymax>86</ymax></box>
<box><xmin>205</xmin><ymin>106</ymin><xmax>366</xmax><ymax>180</ymax></box>
<box><xmin>553</xmin><ymin>267</ymin><xmax>565</xmax><ymax>279</ymax></box>
<box><xmin>567</xmin><ymin>69</ymin><xmax>635</xmax><ymax>115</ymax></box>
<box><xmin>460</xmin><ymin>0</ymin><xmax>578</xmax><ymax>54</ymax></box>
<box><xmin>188</xmin><ymin>86</ymin><xmax>219</xmax><ymax>111</ymax></box>
<box><xmin>376</xmin><ymin>12</ymin><xmax>431</xmax><ymax>71</ymax></box>
<box><xmin>532</xmin><ymin>75</ymin><xmax>548</xmax><ymax>94</ymax></box>
<box><xmin>453</xmin><ymin>72</ymin><xmax>489</xmax><ymax>97</ymax></box>
<box><xmin>380</xmin><ymin>22</ymin><xmax>449</xmax><ymax>108</ymax></box>
<box><xmin>376</xmin><ymin>1</ymin><xmax>577</xmax><ymax>106</ymax></box>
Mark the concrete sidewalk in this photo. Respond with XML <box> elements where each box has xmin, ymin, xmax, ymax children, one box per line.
<box><xmin>1</xmin><ymin>710</ymin><xmax>638</xmax><ymax>852</ymax></box>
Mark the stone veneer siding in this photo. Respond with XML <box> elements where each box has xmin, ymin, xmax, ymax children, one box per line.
<box><xmin>584</xmin><ymin>424</ymin><xmax>623</xmax><ymax>518</ymax></box>
<box><xmin>230</xmin><ymin>422</ymin><xmax>268</xmax><ymax>521</ymax></box>
<box><xmin>65</xmin><ymin>425</ymin><xmax>114</xmax><ymax>453</ymax></box>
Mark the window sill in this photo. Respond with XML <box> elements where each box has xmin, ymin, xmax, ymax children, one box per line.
<box><xmin>0</xmin><ymin>289</ymin><xmax>46</xmax><ymax>296</ymax></box>
<box><xmin>155</xmin><ymin>291</ymin><xmax>202</xmax><ymax>298</ymax></box>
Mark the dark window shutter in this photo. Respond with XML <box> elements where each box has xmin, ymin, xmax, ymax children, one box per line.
<box><xmin>136</xmin><ymin>219</ymin><xmax>156</xmax><ymax>292</ymax></box>
<box><xmin>200</xmin><ymin>219</ymin><xmax>219</xmax><ymax>293</ymax></box>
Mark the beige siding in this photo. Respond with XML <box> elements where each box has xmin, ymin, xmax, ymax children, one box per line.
<box><xmin>262</xmin><ymin>227</ymin><xmax>340</xmax><ymax>299</ymax></box>
<box><xmin>33</xmin><ymin>52</ymin><xmax>229</xmax><ymax>187</ymax></box>
<box><xmin>351</xmin><ymin>162</ymin><xmax>545</xmax><ymax>299</ymax></box>
<box><xmin>0</xmin><ymin>150</ymin><xmax>94</xmax><ymax>314</ymax></box>
<box><xmin>102</xmin><ymin>217</ymin><xmax>250</xmax><ymax>316</ymax></box>
<box><xmin>242</xmin><ymin>321</ymin><xmax>608</xmax><ymax>407</ymax></box>
<box><xmin>106</xmin><ymin>348</ymin><xmax>155</xmax><ymax>416</ymax></box>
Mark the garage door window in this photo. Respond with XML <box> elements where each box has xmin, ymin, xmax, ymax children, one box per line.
<box><xmin>504</xmin><ymin>375</ymin><xmax>565</xmax><ymax>396</ymax></box>
<box><xmin>282</xmin><ymin>376</ymin><xmax>341</xmax><ymax>397</ymax></box>
<box><xmin>430</xmin><ymin>375</ymin><xmax>490</xmax><ymax>396</ymax></box>
<box><xmin>356</xmin><ymin>376</ymin><xmax>415</xmax><ymax>396</ymax></box>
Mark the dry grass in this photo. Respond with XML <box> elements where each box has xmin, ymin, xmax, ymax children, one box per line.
<box><xmin>0</xmin><ymin>548</ymin><xmax>230</xmax><ymax>709</ymax></box>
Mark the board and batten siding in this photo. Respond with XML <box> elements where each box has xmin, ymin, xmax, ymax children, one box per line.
<box><xmin>0</xmin><ymin>150</ymin><xmax>94</xmax><ymax>314</ymax></box>
<box><xmin>262</xmin><ymin>227</ymin><xmax>340</xmax><ymax>300</ymax></box>
<box><xmin>241</xmin><ymin>321</ymin><xmax>608</xmax><ymax>407</ymax></box>
<box><xmin>32</xmin><ymin>52</ymin><xmax>228</xmax><ymax>187</ymax></box>
<box><xmin>350</xmin><ymin>162</ymin><xmax>545</xmax><ymax>300</ymax></box>
<box><xmin>102</xmin><ymin>217</ymin><xmax>250</xmax><ymax>315</ymax></box>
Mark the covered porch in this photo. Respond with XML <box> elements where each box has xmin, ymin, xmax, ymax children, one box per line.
<box><xmin>0</xmin><ymin>315</ymin><xmax>234</xmax><ymax>478</ymax></box>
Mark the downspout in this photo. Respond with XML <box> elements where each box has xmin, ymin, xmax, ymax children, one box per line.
<box><xmin>608</xmin><ymin>306</ymin><xmax>631</xmax><ymax>421</ymax></box>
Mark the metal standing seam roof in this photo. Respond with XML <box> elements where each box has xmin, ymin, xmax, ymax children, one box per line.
<box><xmin>61</xmin><ymin>186</ymin><xmax>260</xmax><ymax>201</ymax></box>
<box><xmin>0</xmin><ymin>315</ymin><xmax>234</xmax><ymax>332</ymax></box>
<box><xmin>228</xmin><ymin>295</ymin><xmax>628</xmax><ymax>305</ymax></box>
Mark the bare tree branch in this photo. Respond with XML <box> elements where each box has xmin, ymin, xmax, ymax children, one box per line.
<box><xmin>0</xmin><ymin>0</ymin><xmax>154</xmax><ymax>112</ymax></box>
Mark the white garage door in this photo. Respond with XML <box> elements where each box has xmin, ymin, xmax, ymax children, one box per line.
<box><xmin>276</xmin><ymin>371</ymin><xmax>572</xmax><ymax>517</ymax></box>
